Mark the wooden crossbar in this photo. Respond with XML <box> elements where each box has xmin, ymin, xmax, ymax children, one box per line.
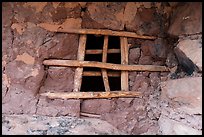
<box><xmin>85</xmin><ymin>49</ymin><xmax>121</xmax><ymax>54</ymax></box>
<box><xmin>40</xmin><ymin>91</ymin><xmax>141</xmax><ymax>99</ymax></box>
<box><xmin>43</xmin><ymin>60</ymin><xmax>169</xmax><ymax>72</ymax></box>
<box><xmin>83</xmin><ymin>71</ymin><xmax>120</xmax><ymax>77</ymax></box>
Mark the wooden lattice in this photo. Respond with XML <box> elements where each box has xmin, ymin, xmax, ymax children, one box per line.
<box><xmin>41</xmin><ymin>29</ymin><xmax>169</xmax><ymax>99</ymax></box>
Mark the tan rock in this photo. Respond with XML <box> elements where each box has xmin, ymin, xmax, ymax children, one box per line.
<box><xmin>15</xmin><ymin>53</ymin><xmax>35</xmax><ymax>65</ymax></box>
<box><xmin>23</xmin><ymin>2</ymin><xmax>47</xmax><ymax>13</ymax></box>
<box><xmin>38</xmin><ymin>18</ymin><xmax>82</xmax><ymax>31</ymax></box>
<box><xmin>124</xmin><ymin>3</ymin><xmax>138</xmax><ymax>23</ymax></box>
<box><xmin>11</xmin><ymin>23</ymin><xmax>26</xmax><ymax>35</ymax></box>
<box><xmin>158</xmin><ymin>115</ymin><xmax>202</xmax><ymax>135</ymax></box>
<box><xmin>52</xmin><ymin>2</ymin><xmax>61</xmax><ymax>9</ymax></box>
<box><xmin>161</xmin><ymin>77</ymin><xmax>202</xmax><ymax>115</ymax></box>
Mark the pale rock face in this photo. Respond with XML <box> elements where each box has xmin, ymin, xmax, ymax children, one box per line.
<box><xmin>161</xmin><ymin>77</ymin><xmax>202</xmax><ymax>115</ymax></box>
<box><xmin>176</xmin><ymin>39</ymin><xmax>202</xmax><ymax>71</ymax></box>
<box><xmin>158</xmin><ymin>115</ymin><xmax>202</xmax><ymax>135</ymax></box>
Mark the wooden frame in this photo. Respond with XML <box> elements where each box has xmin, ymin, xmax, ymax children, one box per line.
<box><xmin>41</xmin><ymin>28</ymin><xmax>169</xmax><ymax>99</ymax></box>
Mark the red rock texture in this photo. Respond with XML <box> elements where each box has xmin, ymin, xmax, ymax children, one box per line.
<box><xmin>2</xmin><ymin>2</ymin><xmax>202</xmax><ymax>135</ymax></box>
<box><xmin>168</xmin><ymin>2</ymin><xmax>202</xmax><ymax>36</ymax></box>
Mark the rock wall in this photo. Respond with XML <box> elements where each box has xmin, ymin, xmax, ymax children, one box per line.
<box><xmin>158</xmin><ymin>2</ymin><xmax>202</xmax><ymax>135</ymax></box>
<box><xmin>2</xmin><ymin>2</ymin><xmax>202</xmax><ymax>135</ymax></box>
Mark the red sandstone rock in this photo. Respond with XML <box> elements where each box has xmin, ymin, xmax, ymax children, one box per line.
<box><xmin>129</xmin><ymin>48</ymin><xmax>141</xmax><ymax>64</ymax></box>
<box><xmin>168</xmin><ymin>2</ymin><xmax>202</xmax><ymax>35</ymax></box>
<box><xmin>82</xmin><ymin>2</ymin><xmax>126</xmax><ymax>30</ymax></box>
<box><xmin>81</xmin><ymin>99</ymin><xmax>115</xmax><ymax>115</ymax></box>
<box><xmin>125</xmin><ymin>7</ymin><xmax>164</xmax><ymax>36</ymax></box>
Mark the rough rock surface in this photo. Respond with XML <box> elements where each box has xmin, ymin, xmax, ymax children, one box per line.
<box><xmin>158</xmin><ymin>115</ymin><xmax>202</xmax><ymax>135</ymax></box>
<box><xmin>176</xmin><ymin>39</ymin><xmax>202</xmax><ymax>71</ymax></box>
<box><xmin>168</xmin><ymin>2</ymin><xmax>202</xmax><ymax>36</ymax></box>
<box><xmin>2</xmin><ymin>2</ymin><xmax>202</xmax><ymax>135</ymax></box>
<box><xmin>161</xmin><ymin>77</ymin><xmax>202</xmax><ymax>115</ymax></box>
<box><xmin>158</xmin><ymin>77</ymin><xmax>202</xmax><ymax>135</ymax></box>
<box><xmin>2</xmin><ymin>114</ymin><xmax>126</xmax><ymax>135</ymax></box>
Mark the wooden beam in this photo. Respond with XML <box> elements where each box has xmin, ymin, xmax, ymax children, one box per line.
<box><xmin>120</xmin><ymin>37</ymin><xmax>129</xmax><ymax>91</ymax></box>
<box><xmin>102</xmin><ymin>36</ymin><xmax>110</xmax><ymax>92</ymax></box>
<box><xmin>40</xmin><ymin>91</ymin><xmax>141</xmax><ymax>99</ymax></box>
<box><xmin>83</xmin><ymin>71</ymin><xmax>120</xmax><ymax>77</ymax></box>
<box><xmin>38</xmin><ymin>24</ymin><xmax>156</xmax><ymax>39</ymax></box>
<box><xmin>73</xmin><ymin>34</ymin><xmax>87</xmax><ymax>92</ymax></box>
<box><xmin>85</xmin><ymin>49</ymin><xmax>121</xmax><ymax>54</ymax></box>
<box><xmin>43</xmin><ymin>60</ymin><xmax>170</xmax><ymax>72</ymax></box>
<box><xmin>80</xmin><ymin>112</ymin><xmax>101</xmax><ymax>118</ymax></box>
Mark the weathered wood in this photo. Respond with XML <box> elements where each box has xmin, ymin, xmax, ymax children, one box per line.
<box><xmin>83</xmin><ymin>71</ymin><xmax>120</xmax><ymax>77</ymax></box>
<box><xmin>40</xmin><ymin>91</ymin><xmax>141</xmax><ymax>99</ymax></box>
<box><xmin>102</xmin><ymin>36</ymin><xmax>110</xmax><ymax>92</ymax></box>
<box><xmin>120</xmin><ymin>37</ymin><xmax>129</xmax><ymax>91</ymax></box>
<box><xmin>80</xmin><ymin>112</ymin><xmax>101</xmax><ymax>118</ymax></box>
<box><xmin>73</xmin><ymin>34</ymin><xmax>87</xmax><ymax>92</ymax></box>
<box><xmin>39</xmin><ymin>26</ymin><xmax>156</xmax><ymax>39</ymax></box>
<box><xmin>43</xmin><ymin>60</ymin><xmax>170</xmax><ymax>72</ymax></box>
<box><xmin>85</xmin><ymin>49</ymin><xmax>121</xmax><ymax>54</ymax></box>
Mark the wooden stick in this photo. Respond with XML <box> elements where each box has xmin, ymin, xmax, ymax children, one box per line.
<box><xmin>102</xmin><ymin>36</ymin><xmax>110</xmax><ymax>92</ymax></box>
<box><xmin>73</xmin><ymin>34</ymin><xmax>87</xmax><ymax>92</ymax></box>
<box><xmin>80</xmin><ymin>112</ymin><xmax>101</xmax><ymax>118</ymax></box>
<box><xmin>85</xmin><ymin>49</ymin><xmax>121</xmax><ymax>54</ymax></box>
<box><xmin>43</xmin><ymin>60</ymin><xmax>170</xmax><ymax>72</ymax></box>
<box><xmin>120</xmin><ymin>37</ymin><xmax>129</xmax><ymax>91</ymax></box>
<box><xmin>40</xmin><ymin>91</ymin><xmax>141</xmax><ymax>99</ymax></box>
<box><xmin>38</xmin><ymin>25</ymin><xmax>156</xmax><ymax>40</ymax></box>
<box><xmin>83</xmin><ymin>71</ymin><xmax>120</xmax><ymax>77</ymax></box>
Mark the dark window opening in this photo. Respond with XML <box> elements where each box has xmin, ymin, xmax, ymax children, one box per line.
<box><xmin>81</xmin><ymin>34</ymin><xmax>122</xmax><ymax>92</ymax></box>
<box><xmin>81</xmin><ymin>76</ymin><xmax>105</xmax><ymax>92</ymax></box>
<box><xmin>86</xmin><ymin>34</ymin><xmax>104</xmax><ymax>50</ymax></box>
<box><xmin>84</xmin><ymin>54</ymin><xmax>102</xmax><ymax>62</ymax></box>
<box><xmin>108</xmin><ymin>36</ymin><xmax>120</xmax><ymax>49</ymax></box>
<box><xmin>108</xmin><ymin>74</ymin><xmax>121</xmax><ymax>91</ymax></box>
<box><xmin>107</xmin><ymin>53</ymin><xmax>121</xmax><ymax>64</ymax></box>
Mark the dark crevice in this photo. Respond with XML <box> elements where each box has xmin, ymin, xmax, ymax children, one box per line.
<box><xmin>34</xmin><ymin>66</ymin><xmax>49</xmax><ymax>96</ymax></box>
<box><xmin>81</xmin><ymin>7</ymin><xmax>87</xmax><ymax>12</ymax></box>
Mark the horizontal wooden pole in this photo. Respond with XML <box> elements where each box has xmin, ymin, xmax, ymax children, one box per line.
<box><xmin>85</xmin><ymin>49</ymin><xmax>121</xmax><ymax>54</ymax></box>
<box><xmin>38</xmin><ymin>24</ymin><xmax>156</xmax><ymax>40</ymax></box>
<box><xmin>40</xmin><ymin>91</ymin><xmax>141</xmax><ymax>99</ymax></box>
<box><xmin>43</xmin><ymin>60</ymin><xmax>169</xmax><ymax>72</ymax></box>
<box><xmin>83</xmin><ymin>71</ymin><xmax>120</xmax><ymax>77</ymax></box>
<box><xmin>80</xmin><ymin>112</ymin><xmax>101</xmax><ymax>118</ymax></box>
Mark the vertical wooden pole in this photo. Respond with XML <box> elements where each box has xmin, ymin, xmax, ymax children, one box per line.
<box><xmin>102</xmin><ymin>36</ymin><xmax>110</xmax><ymax>91</ymax></box>
<box><xmin>73</xmin><ymin>34</ymin><xmax>87</xmax><ymax>92</ymax></box>
<box><xmin>120</xmin><ymin>37</ymin><xmax>129</xmax><ymax>91</ymax></box>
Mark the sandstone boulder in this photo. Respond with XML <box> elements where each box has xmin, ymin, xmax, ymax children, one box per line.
<box><xmin>161</xmin><ymin>77</ymin><xmax>202</xmax><ymax>115</ymax></box>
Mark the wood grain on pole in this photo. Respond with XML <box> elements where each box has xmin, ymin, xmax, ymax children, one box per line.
<box><xmin>120</xmin><ymin>37</ymin><xmax>129</xmax><ymax>91</ymax></box>
<box><xmin>43</xmin><ymin>60</ymin><xmax>169</xmax><ymax>72</ymax></box>
<box><xmin>102</xmin><ymin>36</ymin><xmax>110</xmax><ymax>92</ymax></box>
<box><xmin>73</xmin><ymin>34</ymin><xmax>87</xmax><ymax>92</ymax></box>
<box><xmin>40</xmin><ymin>91</ymin><xmax>141</xmax><ymax>99</ymax></box>
<box><xmin>57</xmin><ymin>29</ymin><xmax>156</xmax><ymax>39</ymax></box>
<box><xmin>85</xmin><ymin>49</ymin><xmax>121</xmax><ymax>54</ymax></box>
<box><xmin>83</xmin><ymin>71</ymin><xmax>120</xmax><ymax>77</ymax></box>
